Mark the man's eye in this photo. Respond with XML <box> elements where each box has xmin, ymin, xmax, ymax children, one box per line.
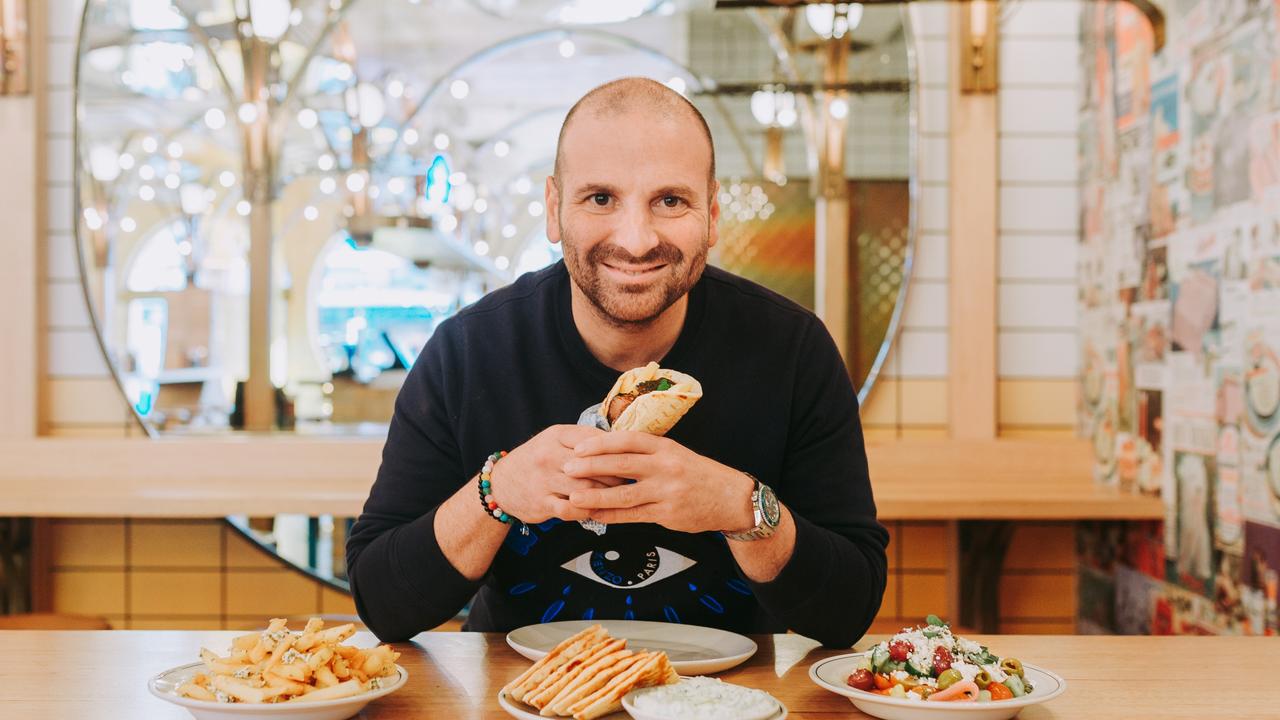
<box><xmin>591</xmin><ymin>193</ymin><xmax>611</xmax><ymax>205</ymax></box>
<box><xmin>661</xmin><ymin>196</ymin><xmax>684</xmax><ymax>208</ymax></box>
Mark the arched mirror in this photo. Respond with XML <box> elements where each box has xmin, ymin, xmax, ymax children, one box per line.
<box><xmin>75</xmin><ymin>0</ymin><xmax>917</xmax><ymax>588</ymax></box>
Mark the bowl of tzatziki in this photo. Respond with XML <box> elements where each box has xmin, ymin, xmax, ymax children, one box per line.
<box><xmin>622</xmin><ymin>677</ymin><xmax>786</xmax><ymax>720</ymax></box>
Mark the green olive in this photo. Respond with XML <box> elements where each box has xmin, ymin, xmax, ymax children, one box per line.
<box><xmin>936</xmin><ymin>669</ymin><xmax>963</xmax><ymax>690</ymax></box>
<box><xmin>1000</xmin><ymin>658</ymin><xmax>1024</xmax><ymax>678</ymax></box>
<box><xmin>974</xmin><ymin>671</ymin><xmax>993</xmax><ymax>688</ymax></box>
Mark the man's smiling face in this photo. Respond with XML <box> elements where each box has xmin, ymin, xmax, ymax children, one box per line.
<box><xmin>547</xmin><ymin>89</ymin><xmax>719</xmax><ymax>328</ymax></box>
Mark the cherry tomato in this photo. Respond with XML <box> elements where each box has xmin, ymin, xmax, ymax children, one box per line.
<box><xmin>888</xmin><ymin>639</ymin><xmax>914</xmax><ymax>662</ymax></box>
<box><xmin>933</xmin><ymin>646</ymin><xmax>953</xmax><ymax>674</ymax></box>
<box><xmin>988</xmin><ymin>682</ymin><xmax>1014</xmax><ymax>701</ymax></box>
<box><xmin>846</xmin><ymin>669</ymin><xmax>874</xmax><ymax>691</ymax></box>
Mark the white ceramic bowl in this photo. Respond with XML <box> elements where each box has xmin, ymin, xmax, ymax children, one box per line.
<box><xmin>147</xmin><ymin>661</ymin><xmax>407</xmax><ymax>720</ymax></box>
<box><xmin>621</xmin><ymin>682</ymin><xmax>788</xmax><ymax>720</ymax></box>
<box><xmin>808</xmin><ymin>653</ymin><xmax>1066</xmax><ymax>720</ymax></box>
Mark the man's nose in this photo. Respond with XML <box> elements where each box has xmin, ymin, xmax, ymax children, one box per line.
<box><xmin>612</xmin><ymin>203</ymin><xmax>661</xmax><ymax>259</ymax></box>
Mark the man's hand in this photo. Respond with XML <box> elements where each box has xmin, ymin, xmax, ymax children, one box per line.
<box><xmin>488</xmin><ymin>425</ymin><xmax>624</xmax><ymax>524</ymax></box>
<box><xmin>561</xmin><ymin>431</ymin><xmax>756</xmax><ymax>533</ymax></box>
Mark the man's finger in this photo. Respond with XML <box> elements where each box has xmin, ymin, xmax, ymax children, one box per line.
<box><xmin>552</xmin><ymin>424</ymin><xmax>607</xmax><ymax>448</ymax></box>
<box><xmin>586</xmin><ymin>505</ymin><xmax>658</xmax><ymax>525</ymax></box>
<box><xmin>547</xmin><ymin>497</ymin><xmax>592</xmax><ymax>522</ymax></box>
<box><xmin>551</xmin><ymin>477</ymin><xmax>619</xmax><ymax>497</ymax></box>
<box><xmin>569</xmin><ymin>482</ymin><xmax>655</xmax><ymax>509</ymax></box>
<box><xmin>572</xmin><ymin>430</ymin><xmax>662</xmax><ymax>457</ymax></box>
<box><xmin>562</xmin><ymin>453</ymin><xmax>653</xmax><ymax>480</ymax></box>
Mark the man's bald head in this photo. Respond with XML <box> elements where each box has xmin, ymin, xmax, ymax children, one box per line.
<box><xmin>553</xmin><ymin>77</ymin><xmax>716</xmax><ymax>196</ymax></box>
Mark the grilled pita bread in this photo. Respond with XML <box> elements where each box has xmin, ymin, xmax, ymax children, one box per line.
<box><xmin>545</xmin><ymin>650</ymin><xmax>641</xmax><ymax>717</ymax></box>
<box><xmin>503</xmin><ymin>625</ymin><xmax>605</xmax><ymax>702</ymax></box>
<box><xmin>525</xmin><ymin>638</ymin><xmax>626</xmax><ymax>709</ymax></box>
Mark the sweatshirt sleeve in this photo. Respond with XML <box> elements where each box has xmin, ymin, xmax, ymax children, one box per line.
<box><xmin>743</xmin><ymin>317</ymin><xmax>889</xmax><ymax>648</ymax></box>
<box><xmin>345</xmin><ymin>321</ymin><xmax>483</xmax><ymax>641</ymax></box>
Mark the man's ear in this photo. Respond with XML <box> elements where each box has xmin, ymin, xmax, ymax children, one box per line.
<box><xmin>707</xmin><ymin>179</ymin><xmax>721</xmax><ymax>250</ymax></box>
<box><xmin>546</xmin><ymin>176</ymin><xmax>561</xmax><ymax>244</ymax></box>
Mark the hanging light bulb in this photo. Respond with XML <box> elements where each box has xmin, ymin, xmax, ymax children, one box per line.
<box><xmin>450</xmin><ymin>79</ymin><xmax>469</xmax><ymax>99</ymax></box>
<box><xmin>750</xmin><ymin>90</ymin><xmax>776</xmax><ymax>126</ymax></box>
<box><xmin>204</xmin><ymin>107</ymin><xmax>226</xmax><ymax>130</ymax></box>
<box><xmin>248</xmin><ymin>0</ymin><xmax>292</xmax><ymax>40</ymax></box>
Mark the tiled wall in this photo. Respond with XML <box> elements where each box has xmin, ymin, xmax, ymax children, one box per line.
<box><xmin>863</xmin><ymin>2</ymin><xmax>1079</xmax><ymax>441</ymax></box>
<box><xmin>873</xmin><ymin>521</ymin><xmax>1077</xmax><ymax>634</ymax></box>
<box><xmin>995</xmin><ymin>1</ymin><xmax>1081</xmax><ymax>439</ymax></box>
<box><xmin>861</xmin><ymin>4</ymin><xmax>952</xmax><ymax>441</ymax></box>
<box><xmin>48</xmin><ymin>519</ymin><xmax>356</xmax><ymax>629</ymax></box>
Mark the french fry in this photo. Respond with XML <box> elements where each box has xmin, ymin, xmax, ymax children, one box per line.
<box><xmin>176</xmin><ymin>682</ymin><xmax>216</xmax><ymax>701</ymax></box>
<box><xmin>286</xmin><ymin>679</ymin><xmax>364</xmax><ymax>703</ymax></box>
<box><xmin>211</xmin><ymin>674</ymin><xmax>290</xmax><ymax>704</ymax></box>
<box><xmin>314</xmin><ymin>665</ymin><xmax>340</xmax><ymax>689</ymax></box>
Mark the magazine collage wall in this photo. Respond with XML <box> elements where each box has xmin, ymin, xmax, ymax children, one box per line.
<box><xmin>1078</xmin><ymin>0</ymin><xmax>1280</xmax><ymax>635</ymax></box>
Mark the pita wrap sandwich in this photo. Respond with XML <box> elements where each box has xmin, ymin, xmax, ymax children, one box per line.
<box><xmin>601</xmin><ymin>362</ymin><xmax>702</xmax><ymax>435</ymax></box>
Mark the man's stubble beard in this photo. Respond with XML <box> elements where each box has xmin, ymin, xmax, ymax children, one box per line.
<box><xmin>560</xmin><ymin>220</ymin><xmax>709</xmax><ymax>330</ymax></box>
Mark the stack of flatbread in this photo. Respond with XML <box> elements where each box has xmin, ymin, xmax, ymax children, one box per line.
<box><xmin>502</xmin><ymin>625</ymin><xmax>679</xmax><ymax>719</ymax></box>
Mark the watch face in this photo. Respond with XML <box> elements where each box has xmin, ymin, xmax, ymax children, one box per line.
<box><xmin>760</xmin><ymin>484</ymin><xmax>781</xmax><ymax>526</ymax></box>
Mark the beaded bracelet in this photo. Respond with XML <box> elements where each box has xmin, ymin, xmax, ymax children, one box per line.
<box><xmin>478</xmin><ymin>451</ymin><xmax>517</xmax><ymax>524</ymax></box>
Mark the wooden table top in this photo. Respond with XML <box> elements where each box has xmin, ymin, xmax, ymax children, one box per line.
<box><xmin>1</xmin><ymin>630</ymin><xmax>1272</xmax><ymax>719</ymax></box>
<box><xmin>0</xmin><ymin>437</ymin><xmax>1163</xmax><ymax>521</ymax></box>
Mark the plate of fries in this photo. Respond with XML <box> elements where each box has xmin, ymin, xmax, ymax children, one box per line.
<box><xmin>147</xmin><ymin>617</ymin><xmax>406</xmax><ymax>720</ymax></box>
<box><xmin>499</xmin><ymin>624</ymin><xmax>680</xmax><ymax>720</ymax></box>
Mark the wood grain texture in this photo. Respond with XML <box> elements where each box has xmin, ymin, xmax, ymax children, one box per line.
<box><xmin>0</xmin><ymin>438</ymin><xmax>1160</xmax><ymax>520</ymax></box>
<box><xmin>0</xmin><ymin>631</ymin><xmax>1273</xmax><ymax>719</ymax></box>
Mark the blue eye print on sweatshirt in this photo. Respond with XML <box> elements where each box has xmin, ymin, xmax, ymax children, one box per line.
<box><xmin>560</xmin><ymin>545</ymin><xmax>697</xmax><ymax>589</ymax></box>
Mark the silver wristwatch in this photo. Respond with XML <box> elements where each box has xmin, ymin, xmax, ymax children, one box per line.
<box><xmin>722</xmin><ymin>474</ymin><xmax>781</xmax><ymax>542</ymax></box>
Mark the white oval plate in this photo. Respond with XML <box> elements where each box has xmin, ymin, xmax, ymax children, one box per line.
<box><xmin>622</xmin><ymin>683</ymin><xmax>787</xmax><ymax>720</ymax></box>
<box><xmin>148</xmin><ymin>661</ymin><xmax>407</xmax><ymax>720</ymax></box>
<box><xmin>808</xmin><ymin>653</ymin><xmax>1066</xmax><ymax>720</ymax></box>
<box><xmin>506</xmin><ymin>620</ymin><xmax>757</xmax><ymax>676</ymax></box>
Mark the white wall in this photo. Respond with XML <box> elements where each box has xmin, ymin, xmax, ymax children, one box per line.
<box><xmin>997</xmin><ymin>0</ymin><xmax>1082</xmax><ymax>380</ymax></box>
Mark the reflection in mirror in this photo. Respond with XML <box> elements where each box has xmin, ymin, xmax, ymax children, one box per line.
<box><xmin>76</xmin><ymin>0</ymin><xmax>915</xmax><ymax>440</ymax></box>
<box><xmin>75</xmin><ymin>1</ymin><xmax>922</xmax><ymax>590</ymax></box>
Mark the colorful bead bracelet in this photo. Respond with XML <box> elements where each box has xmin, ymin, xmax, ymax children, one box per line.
<box><xmin>478</xmin><ymin>451</ymin><xmax>517</xmax><ymax>524</ymax></box>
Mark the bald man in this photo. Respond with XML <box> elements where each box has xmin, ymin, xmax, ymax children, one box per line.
<box><xmin>347</xmin><ymin>78</ymin><xmax>887</xmax><ymax>647</ymax></box>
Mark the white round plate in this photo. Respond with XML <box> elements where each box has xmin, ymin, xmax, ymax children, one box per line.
<box><xmin>506</xmin><ymin>620</ymin><xmax>757</xmax><ymax>676</ymax></box>
<box><xmin>808</xmin><ymin>653</ymin><xmax>1066</xmax><ymax>720</ymax></box>
<box><xmin>147</xmin><ymin>661</ymin><xmax>407</xmax><ymax>720</ymax></box>
<box><xmin>622</xmin><ymin>683</ymin><xmax>787</xmax><ymax>720</ymax></box>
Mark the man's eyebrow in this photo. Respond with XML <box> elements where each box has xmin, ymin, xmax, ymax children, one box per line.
<box><xmin>571</xmin><ymin>182</ymin><xmax>623</xmax><ymax>196</ymax></box>
<box><xmin>652</xmin><ymin>184</ymin><xmax>699</xmax><ymax>199</ymax></box>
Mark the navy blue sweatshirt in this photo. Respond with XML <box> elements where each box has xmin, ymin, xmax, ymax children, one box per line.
<box><xmin>346</xmin><ymin>261</ymin><xmax>887</xmax><ymax>648</ymax></box>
